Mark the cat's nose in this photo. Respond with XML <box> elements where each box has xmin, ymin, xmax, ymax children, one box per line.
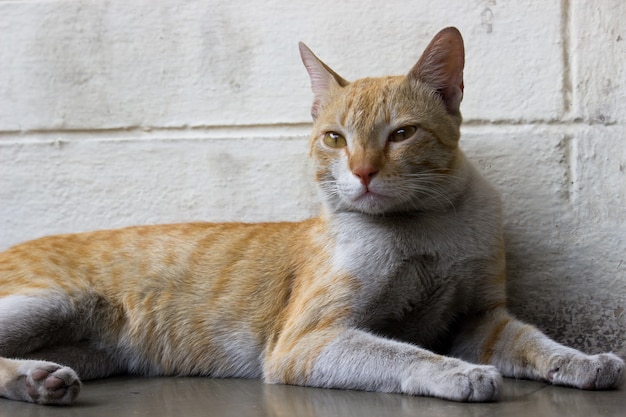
<box><xmin>352</xmin><ymin>165</ymin><xmax>379</xmax><ymax>187</ymax></box>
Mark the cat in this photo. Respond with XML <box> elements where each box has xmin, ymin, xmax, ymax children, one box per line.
<box><xmin>0</xmin><ymin>27</ymin><xmax>623</xmax><ymax>406</ymax></box>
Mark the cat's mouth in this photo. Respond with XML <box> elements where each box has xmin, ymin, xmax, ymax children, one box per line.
<box><xmin>336</xmin><ymin>181</ymin><xmax>396</xmax><ymax>214</ymax></box>
<box><xmin>354</xmin><ymin>189</ymin><xmax>380</xmax><ymax>200</ymax></box>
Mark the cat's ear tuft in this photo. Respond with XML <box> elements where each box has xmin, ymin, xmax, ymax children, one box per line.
<box><xmin>409</xmin><ymin>27</ymin><xmax>465</xmax><ymax>115</ymax></box>
<box><xmin>299</xmin><ymin>42</ymin><xmax>349</xmax><ymax>119</ymax></box>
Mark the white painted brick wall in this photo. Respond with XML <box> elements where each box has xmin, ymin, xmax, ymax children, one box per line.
<box><xmin>1</xmin><ymin>1</ymin><xmax>624</xmax><ymax>356</ymax></box>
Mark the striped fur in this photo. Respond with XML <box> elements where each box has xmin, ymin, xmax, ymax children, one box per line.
<box><xmin>0</xmin><ymin>27</ymin><xmax>622</xmax><ymax>405</ymax></box>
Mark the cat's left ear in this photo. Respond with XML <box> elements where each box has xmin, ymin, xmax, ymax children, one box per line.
<box><xmin>299</xmin><ymin>42</ymin><xmax>349</xmax><ymax>119</ymax></box>
<box><xmin>409</xmin><ymin>27</ymin><xmax>465</xmax><ymax>115</ymax></box>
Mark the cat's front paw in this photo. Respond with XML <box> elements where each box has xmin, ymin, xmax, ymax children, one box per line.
<box><xmin>17</xmin><ymin>361</ymin><xmax>81</xmax><ymax>405</ymax></box>
<box><xmin>403</xmin><ymin>361</ymin><xmax>502</xmax><ymax>402</ymax></box>
<box><xmin>547</xmin><ymin>352</ymin><xmax>624</xmax><ymax>390</ymax></box>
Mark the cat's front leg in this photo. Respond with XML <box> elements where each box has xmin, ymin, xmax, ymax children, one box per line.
<box><xmin>264</xmin><ymin>328</ymin><xmax>502</xmax><ymax>402</ymax></box>
<box><xmin>450</xmin><ymin>308</ymin><xmax>624</xmax><ymax>390</ymax></box>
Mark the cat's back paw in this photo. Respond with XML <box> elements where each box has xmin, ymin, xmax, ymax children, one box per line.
<box><xmin>548</xmin><ymin>352</ymin><xmax>624</xmax><ymax>390</ymax></box>
<box><xmin>404</xmin><ymin>361</ymin><xmax>502</xmax><ymax>402</ymax></box>
<box><xmin>19</xmin><ymin>361</ymin><xmax>81</xmax><ymax>405</ymax></box>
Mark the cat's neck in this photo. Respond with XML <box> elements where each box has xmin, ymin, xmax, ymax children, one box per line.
<box><xmin>318</xmin><ymin>154</ymin><xmax>501</xmax><ymax>260</ymax></box>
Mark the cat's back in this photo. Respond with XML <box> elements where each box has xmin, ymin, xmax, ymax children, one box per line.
<box><xmin>0</xmin><ymin>220</ymin><xmax>315</xmax><ymax>297</ymax></box>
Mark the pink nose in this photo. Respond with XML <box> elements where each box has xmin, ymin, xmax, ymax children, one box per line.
<box><xmin>352</xmin><ymin>166</ymin><xmax>379</xmax><ymax>187</ymax></box>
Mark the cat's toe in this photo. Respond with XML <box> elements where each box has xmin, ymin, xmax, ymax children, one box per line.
<box><xmin>591</xmin><ymin>353</ymin><xmax>624</xmax><ymax>389</ymax></box>
<box><xmin>464</xmin><ymin>365</ymin><xmax>502</xmax><ymax>401</ymax></box>
<box><xmin>547</xmin><ymin>352</ymin><xmax>624</xmax><ymax>390</ymax></box>
<box><xmin>22</xmin><ymin>363</ymin><xmax>81</xmax><ymax>405</ymax></box>
<box><xmin>405</xmin><ymin>362</ymin><xmax>502</xmax><ymax>402</ymax></box>
<box><xmin>432</xmin><ymin>364</ymin><xmax>501</xmax><ymax>402</ymax></box>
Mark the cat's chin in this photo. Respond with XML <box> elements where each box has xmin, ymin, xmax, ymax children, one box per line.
<box><xmin>341</xmin><ymin>191</ymin><xmax>452</xmax><ymax>216</ymax></box>
<box><xmin>345</xmin><ymin>191</ymin><xmax>394</xmax><ymax>215</ymax></box>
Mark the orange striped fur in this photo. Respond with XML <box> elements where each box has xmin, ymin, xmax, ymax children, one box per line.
<box><xmin>0</xmin><ymin>27</ymin><xmax>622</xmax><ymax>406</ymax></box>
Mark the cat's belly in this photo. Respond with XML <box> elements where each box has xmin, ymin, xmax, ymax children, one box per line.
<box><xmin>116</xmin><ymin>322</ymin><xmax>265</xmax><ymax>378</ymax></box>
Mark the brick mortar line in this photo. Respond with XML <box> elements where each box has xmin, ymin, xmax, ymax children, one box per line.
<box><xmin>0</xmin><ymin>119</ymin><xmax>622</xmax><ymax>138</ymax></box>
<box><xmin>560</xmin><ymin>0</ymin><xmax>573</xmax><ymax>117</ymax></box>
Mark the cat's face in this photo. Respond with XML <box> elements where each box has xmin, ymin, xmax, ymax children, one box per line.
<box><xmin>300</xmin><ymin>28</ymin><xmax>466</xmax><ymax>215</ymax></box>
<box><xmin>308</xmin><ymin>75</ymin><xmax>464</xmax><ymax>215</ymax></box>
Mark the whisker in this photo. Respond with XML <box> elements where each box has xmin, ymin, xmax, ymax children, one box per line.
<box><xmin>386</xmin><ymin>174</ymin><xmax>461</xmax><ymax>213</ymax></box>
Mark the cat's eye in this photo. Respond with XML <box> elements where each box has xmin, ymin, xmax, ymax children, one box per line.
<box><xmin>389</xmin><ymin>126</ymin><xmax>418</xmax><ymax>143</ymax></box>
<box><xmin>323</xmin><ymin>132</ymin><xmax>347</xmax><ymax>148</ymax></box>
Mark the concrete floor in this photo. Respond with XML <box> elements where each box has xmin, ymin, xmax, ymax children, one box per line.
<box><xmin>1</xmin><ymin>377</ymin><xmax>624</xmax><ymax>417</ymax></box>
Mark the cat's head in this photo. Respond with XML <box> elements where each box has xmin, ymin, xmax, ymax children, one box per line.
<box><xmin>300</xmin><ymin>27</ymin><xmax>466</xmax><ymax>216</ymax></box>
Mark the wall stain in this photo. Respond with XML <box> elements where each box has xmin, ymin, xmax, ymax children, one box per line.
<box><xmin>479</xmin><ymin>0</ymin><xmax>496</xmax><ymax>33</ymax></box>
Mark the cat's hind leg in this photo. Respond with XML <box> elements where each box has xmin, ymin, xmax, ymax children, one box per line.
<box><xmin>0</xmin><ymin>294</ymin><xmax>84</xmax><ymax>404</ymax></box>
<box><xmin>0</xmin><ymin>294</ymin><xmax>83</xmax><ymax>357</ymax></box>
<box><xmin>449</xmin><ymin>307</ymin><xmax>624</xmax><ymax>390</ymax></box>
<box><xmin>0</xmin><ymin>293</ymin><xmax>121</xmax><ymax>404</ymax></box>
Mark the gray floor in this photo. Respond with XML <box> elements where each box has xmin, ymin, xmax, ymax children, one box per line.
<box><xmin>1</xmin><ymin>377</ymin><xmax>624</xmax><ymax>417</ymax></box>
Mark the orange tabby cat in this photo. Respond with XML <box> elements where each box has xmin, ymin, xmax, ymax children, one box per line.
<box><xmin>0</xmin><ymin>27</ymin><xmax>623</xmax><ymax>405</ymax></box>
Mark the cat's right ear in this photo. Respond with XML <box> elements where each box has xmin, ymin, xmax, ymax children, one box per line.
<box><xmin>299</xmin><ymin>42</ymin><xmax>349</xmax><ymax>119</ymax></box>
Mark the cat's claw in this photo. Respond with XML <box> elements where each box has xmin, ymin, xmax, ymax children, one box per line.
<box><xmin>547</xmin><ymin>352</ymin><xmax>624</xmax><ymax>390</ymax></box>
<box><xmin>19</xmin><ymin>362</ymin><xmax>81</xmax><ymax>405</ymax></box>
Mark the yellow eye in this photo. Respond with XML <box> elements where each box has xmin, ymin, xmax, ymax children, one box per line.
<box><xmin>389</xmin><ymin>126</ymin><xmax>418</xmax><ymax>143</ymax></box>
<box><xmin>323</xmin><ymin>132</ymin><xmax>347</xmax><ymax>148</ymax></box>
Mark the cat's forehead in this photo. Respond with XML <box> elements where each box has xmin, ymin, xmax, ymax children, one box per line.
<box><xmin>332</xmin><ymin>76</ymin><xmax>427</xmax><ymax>131</ymax></box>
<box><xmin>343</xmin><ymin>76</ymin><xmax>404</xmax><ymax>112</ymax></box>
